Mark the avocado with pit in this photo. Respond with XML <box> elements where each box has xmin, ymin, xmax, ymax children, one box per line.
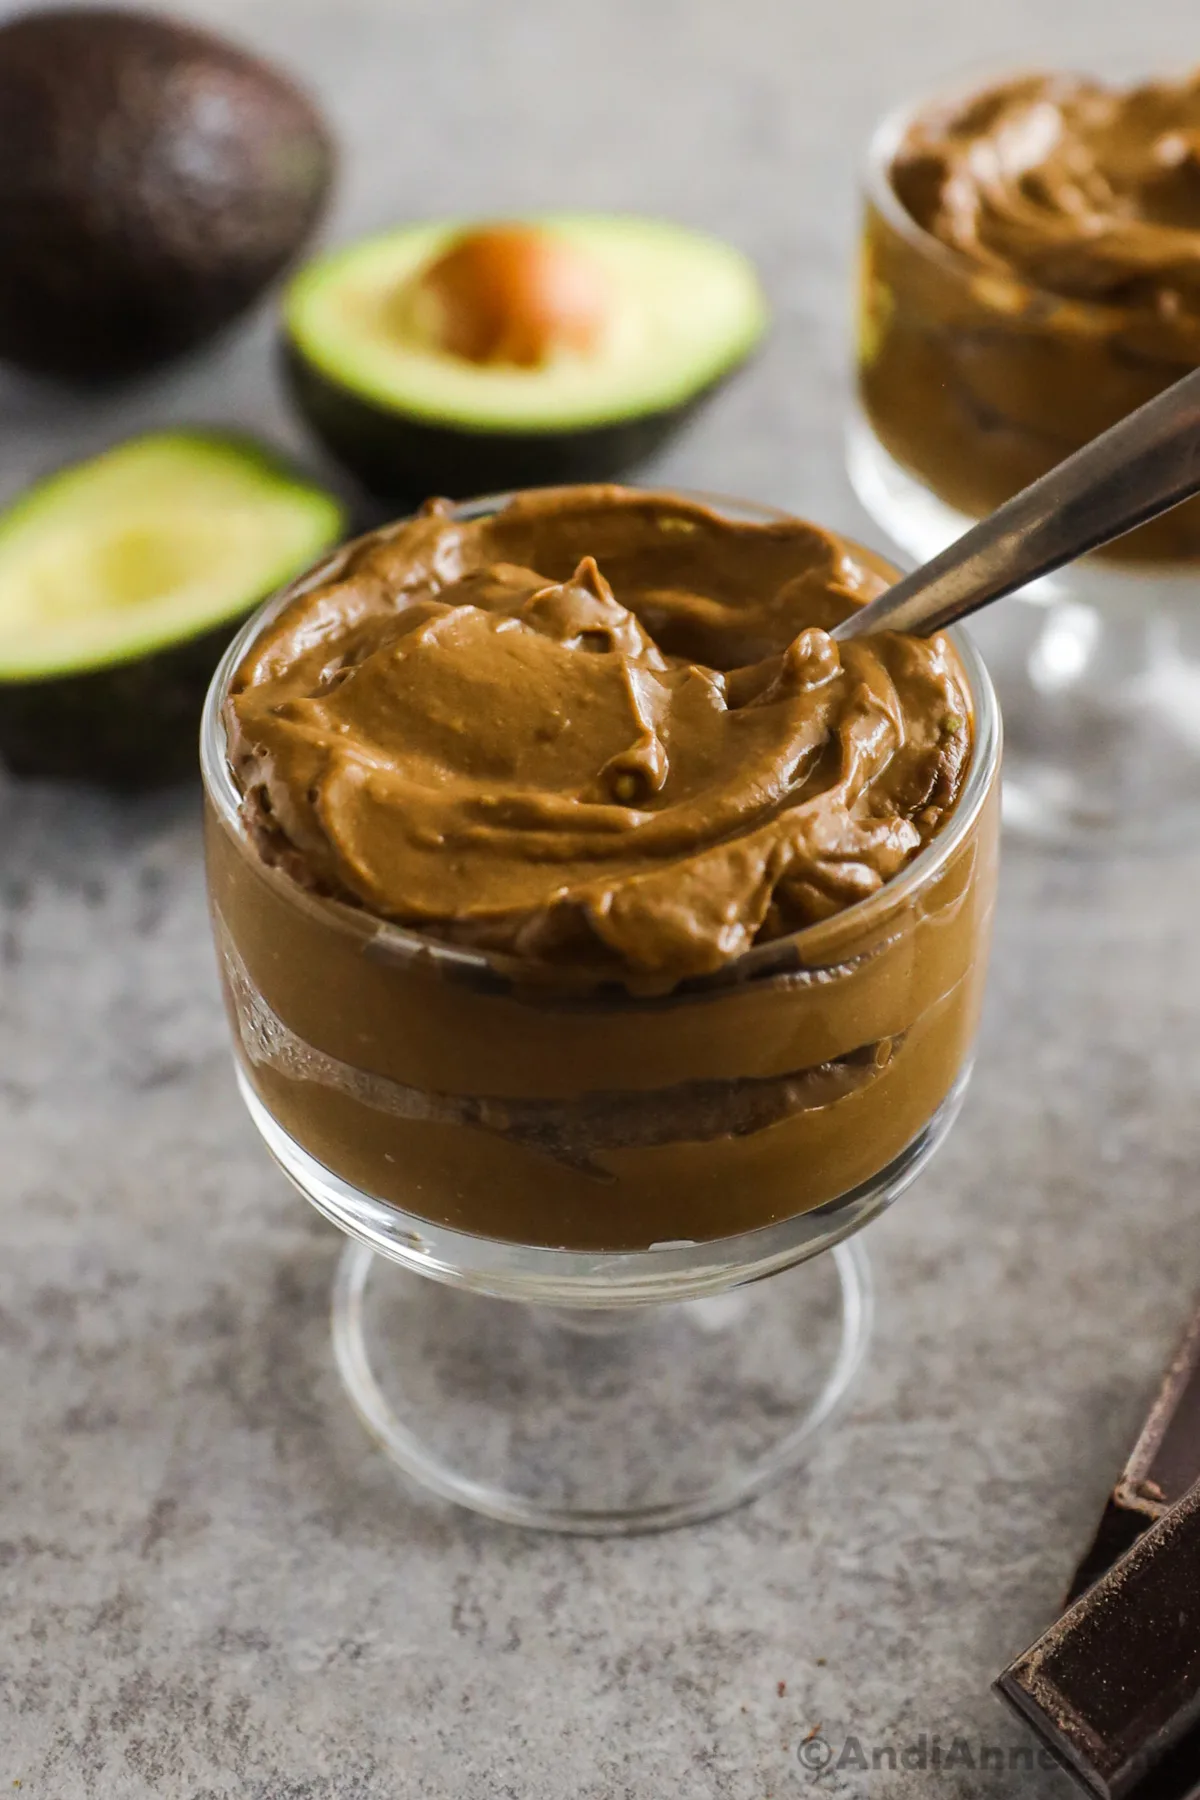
<box><xmin>0</xmin><ymin>7</ymin><xmax>333</xmax><ymax>380</ymax></box>
<box><xmin>0</xmin><ymin>433</ymin><xmax>346</xmax><ymax>786</ymax></box>
<box><xmin>282</xmin><ymin>216</ymin><xmax>768</xmax><ymax>497</ymax></box>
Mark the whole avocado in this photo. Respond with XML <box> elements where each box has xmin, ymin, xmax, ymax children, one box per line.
<box><xmin>0</xmin><ymin>7</ymin><xmax>334</xmax><ymax>379</ymax></box>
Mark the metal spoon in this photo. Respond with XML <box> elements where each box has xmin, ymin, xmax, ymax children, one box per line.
<box><xmin>833</xmin><ymin>364</ymin><xmax>1200</xmax><ymax>642</ymax></box>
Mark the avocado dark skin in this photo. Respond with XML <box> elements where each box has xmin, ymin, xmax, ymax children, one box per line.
<box><xmin>0</xmin><ymin>619</ymin><xmax>246</xmax><ymax>788</ymax></box>
<box><xmin>0</xmin><ymin>8</ymin><xmax>334</xmax><ymax>381</ymax></box>
<box><xmin>282</xmin><ymin>340</ymin><xmax>727</xmax><ymax>501</ymax></box>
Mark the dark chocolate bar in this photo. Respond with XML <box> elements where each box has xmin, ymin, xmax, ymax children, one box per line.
<box><xmin>1068</xmin><ymin>1307</ymin><xmax>1200</xmax><ymax>1604</ymax></box>
<box><xmin>996</xmin><ymin>1478</ymin><xmax>1200</xmax><ymax>1799</ymax></box>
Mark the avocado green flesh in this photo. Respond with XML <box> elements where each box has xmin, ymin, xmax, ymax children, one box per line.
<box><xmin>284</xmin><ymin>215</ymin><xmax>767</xmax><ymax>433</ymax></box>
<box><xmin>0</xmin><ymin>433</ymin><xmax>345</xmax><ymax>682</ymax></box>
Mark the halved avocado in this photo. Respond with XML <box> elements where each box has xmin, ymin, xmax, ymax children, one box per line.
<box><xmin>0</xmin><ymin>432</ymin><xmax>346</xmax><ymax>786</ymax></box>
<box><xmin>282</xmin><ymin>215</ymin><xmax>768</xmax><ymax>497</ymax></box>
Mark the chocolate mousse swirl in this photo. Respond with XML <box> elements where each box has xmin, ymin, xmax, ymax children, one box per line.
<box><xmin>226</xmin><ymin>488</ymin><xmax>969</xmax><ymax>990</ymax></box>
<box><xmin>895</xmin><ymin>71</ymin><xmax>1200</xmax><ymax>311</ymax></box>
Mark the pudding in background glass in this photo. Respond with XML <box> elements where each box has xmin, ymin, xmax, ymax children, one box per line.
<box><xmin>849</xmin><ymin>66</ymin><xmax>1200</xmax><ymax>846</ymax></box>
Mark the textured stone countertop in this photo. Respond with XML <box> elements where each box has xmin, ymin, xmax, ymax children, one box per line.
<box><xmin>4</xmin><ymin>1</ymin><xmax>1199</xmax><ymax>1794</ymax></box>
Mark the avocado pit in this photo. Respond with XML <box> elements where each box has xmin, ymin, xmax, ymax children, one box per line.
<box><xmin>402</xmin><ymin>225</ymin><xmax>610</xmax><ymax>368</ymax></box>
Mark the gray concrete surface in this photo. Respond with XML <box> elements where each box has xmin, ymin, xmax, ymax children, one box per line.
<box><xmin>4</xmin><ymin>0</ymin><xmax>1199</xmax><ymax>1793</ymax></box>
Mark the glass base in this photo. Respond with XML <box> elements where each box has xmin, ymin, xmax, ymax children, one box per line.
<box><xmin>237</xmin><ymin>1065</ymin><xmax>968</xmax><ymax>1531</ymax></box>
<box><xmin>332</xmin><ymin>1236</ymin><xmax>872</xmax><ymax>1534</ymax></box>
<box><xmin>847</xmin><ymin>411</ymin><xmax>1200</xmax><ymax>850</ymax></box>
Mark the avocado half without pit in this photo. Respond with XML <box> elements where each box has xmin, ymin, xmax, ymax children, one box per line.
<box><xmin>0</xmin><ymin>433</ymin><xmax>345</xmax><ymax>786</ymax></box>
<box><xmin>282</xmin><ymin>216</ymin><xmax>768</xmax><ymax>497</ymax></box>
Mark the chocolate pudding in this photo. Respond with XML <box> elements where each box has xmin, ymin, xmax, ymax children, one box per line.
<box><xmin>205</xmin><ymin>487</ymin><xmax>999</xmax><ymax>1250</ymax></box>
<box><xmin>861</xmin><ymin>69</ymin><xmax>1200</xmax><ymax>562</ymax></box>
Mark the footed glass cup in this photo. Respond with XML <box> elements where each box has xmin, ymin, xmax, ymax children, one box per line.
<box><xmin>201</xmin><ymin>492</ymin><xmax>1001</xmax><ymax>1534</ymax></box>
<box><xmin>850</xmin><ymin>72</ymin><xmax>1200</xmax><ymax>849</ymax></box>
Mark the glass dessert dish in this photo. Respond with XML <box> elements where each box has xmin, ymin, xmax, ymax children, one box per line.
<box><xmin>200</xmin><ymin>489</ymin><xmax>1001</xmax><ymax>1534</ymax></box>
<box><xmin>849</xmin><ymin>65</ymin><xmax>1200</xmax><ymax>848</ymax></box>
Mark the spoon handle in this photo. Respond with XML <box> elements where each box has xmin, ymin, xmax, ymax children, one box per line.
<box><xmin>834</xmin><ymin>364</ymin><xmax>1200</xmax><ymax>641</ymax></box>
